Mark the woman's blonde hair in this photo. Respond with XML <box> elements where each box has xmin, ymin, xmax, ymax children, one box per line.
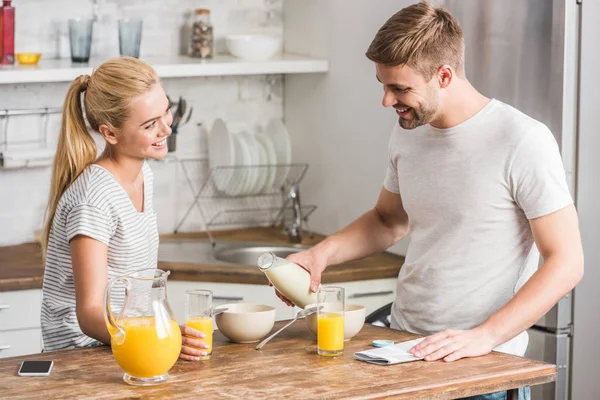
<box><xmin>365</xmin><ymin>1</ymin><xmax>465</xmax><ymax>79</ymax></box>
<box><xmin>41</xmin><ymin>57</ymin><xmax>159</xmax><ymax>255</ymax></box>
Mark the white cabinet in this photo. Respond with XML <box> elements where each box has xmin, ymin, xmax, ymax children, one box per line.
<box><xmin>167</xmin><ymin>281</ymin><xmax>298</xmax><ymax>325</ymax></box>
<box><xmin>0</xmin><ymin>289</ymin><xmax>43</xmax><ymax>358</ymax></box>
<box><xmin>167</xmin><ymin>278</ymin><xmax>396</xmax><ymax>325</ymax></box>
<box><xmin>335</xmin><ymin>278</ymin><xmax>396</xmax><ymax>316</ymax></box>
<box><xmin>0</xmin><ymin>329</ymin><xmax>42</xmax><ymax>358</ymax></box>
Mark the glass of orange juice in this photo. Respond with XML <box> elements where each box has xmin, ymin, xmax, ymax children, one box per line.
<box><xmin>317</xmin><ymin>286</ymin><xmax>345</xmax><ymax>357</ymax></box>
<box><xmin>185</xmin><ymin>289</ymin><xmax>214</xmax><ymax>360</ymax></box>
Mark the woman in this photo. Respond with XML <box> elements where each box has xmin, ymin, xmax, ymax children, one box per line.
<box><xmin>40</xmin><ymin>57</ymin><xmax>206</xmax><ymax>361</ymax></box>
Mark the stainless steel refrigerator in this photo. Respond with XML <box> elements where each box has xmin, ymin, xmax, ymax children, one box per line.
<box><xmin>443</xmin><ymin>1</ymin><xmax>581</xmax><ymax>399</ymax></box>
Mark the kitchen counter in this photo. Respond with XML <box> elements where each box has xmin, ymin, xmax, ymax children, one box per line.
<box><xmin>0</xmin><ymin>322</ymin><xmax>556</xmax><ymax>399</ymax></box>
<box><xmin>0</xmin><ymin>228</ymin><xmax>404</xmax><ymax>291</ymax></box>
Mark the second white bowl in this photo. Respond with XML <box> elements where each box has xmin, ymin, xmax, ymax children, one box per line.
<box><xmin>225</xmin><ymin>34</ymin><xmax>282</xmax><ymax>61</ymax></box>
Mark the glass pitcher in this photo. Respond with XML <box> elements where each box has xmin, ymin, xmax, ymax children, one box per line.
<box><xmin>104</xmin><ymin>268</ymin><xmax>182</xmax><ymax>386</ymax></box>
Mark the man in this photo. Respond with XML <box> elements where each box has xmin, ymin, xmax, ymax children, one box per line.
<box><xmin>281</xmin><ymin>2</ymin><xmax>584</xmax><ymax>399</ymax></box>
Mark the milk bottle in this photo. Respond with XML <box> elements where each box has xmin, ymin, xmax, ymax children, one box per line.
<box><xmin>257</xmin><ymin>252</ymin><xmax>318</xmax><ymax>308</ymax></box>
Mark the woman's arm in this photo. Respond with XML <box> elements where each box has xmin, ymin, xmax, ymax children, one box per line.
<box><xmin>70</xmin><ymin>235</ymin><xmax>112</xmax><ymax>345</ymax></box>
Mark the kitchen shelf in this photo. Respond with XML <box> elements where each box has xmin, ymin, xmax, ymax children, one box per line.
<box><xmin>0</xmin><ymin>53</ymin><xmax>329</xmax><ymax>85</ymax></box>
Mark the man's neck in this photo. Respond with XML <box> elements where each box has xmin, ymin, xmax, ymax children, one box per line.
<box><xmin>430</xmin><ymin>80</ymin><xmax>490</xmax><ymax>129</ymax></box>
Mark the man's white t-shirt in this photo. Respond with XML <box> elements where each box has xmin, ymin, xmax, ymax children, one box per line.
<box><xmin>384</xmin><ymin>99</ymin><xmax>573</xmax><ymax>356</ymax></box>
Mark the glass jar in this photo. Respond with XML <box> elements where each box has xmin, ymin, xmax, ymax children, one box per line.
<box><xmin>189</xmin><ymin>8</ymin><xmax>213</xmax><ymax>59</ymax></box>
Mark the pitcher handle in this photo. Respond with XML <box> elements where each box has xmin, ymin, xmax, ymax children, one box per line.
<box><xmin>103</xmin><ymin>276</ymin><xmax>132</xmax><ymax>345</ymax></box>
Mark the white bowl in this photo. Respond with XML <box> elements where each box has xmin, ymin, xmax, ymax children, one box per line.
<box><xmin>305</xmin><ymin>304</ymin><xmax>366</xmax><ymax>341</ymax></box>
<box><xmin>225</xmin><ymin>34</ymin><xmax>282</xmax><ymax>61</ymax></box>
<box><xmin>215</xmin><ymin>303</ymin><xmax>276</xmax><ymax>343</ymax></box>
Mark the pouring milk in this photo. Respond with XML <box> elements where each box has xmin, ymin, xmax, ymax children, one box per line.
<box><xmin>257</xmin><ymin>252</ymin><xmax>318</xmax><ymax>308</ymax></box>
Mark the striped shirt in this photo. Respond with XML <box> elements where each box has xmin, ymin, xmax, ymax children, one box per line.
<box><xmin>41</xmin><ymin>162</ymin><xmax>159</xmax><ymax>351</ymax></box>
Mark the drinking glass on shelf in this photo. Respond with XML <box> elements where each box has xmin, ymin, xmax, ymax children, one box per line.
<box><xmin>68</xmin><ymin>18</ymin><xmax>93</xmax><ymax>63</ymax></box>
<box><xmin>185</xmin><ymin>289</ymin><xmax>213</xmax><ymax>360</ymax></box>
<box><xmin>317</xmin><ymin>286</ymin><xmax>345</xmax><ymax>357</ymax></box>
<box><xmin>118</xmin><ymin>19</ymin><xmax>143</xmax><ymax>58</ymax></box>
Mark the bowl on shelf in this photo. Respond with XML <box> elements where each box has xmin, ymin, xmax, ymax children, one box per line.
<box><xmin>225</xmin><ymin>34</ymin><xmax>282</xmax><ymax>61</ymax></box>
<box><xmin>215</xmin><ymin>303</ymin><xmax>276</xmax><ymax>343</ymax></box>
<box><xmin>15</xmin><ymin>53</ymin><xmax>42</xmax><ymax>65</ymax></box>
<box><xmin>305</xmin><ymin>304</ymin><xmax>366</xmax><ymax>341</ymax></box>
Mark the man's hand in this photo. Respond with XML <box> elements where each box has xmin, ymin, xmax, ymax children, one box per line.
<box><xmin>409</xmin><ymin>326</ymin><xmax>497</xmax><ymax>362</ymax></box>
<box><xmin>270</xmin><ymin>249</ymin><xmax>328</xmax><ymax>307</ymax></box>
<box><xmin>286</xmin><ymin>249</ymin><xmax>328</xmax><ymax>292</ymax></box>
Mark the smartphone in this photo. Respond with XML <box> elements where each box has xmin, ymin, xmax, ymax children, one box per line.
<box><xmin>17</xmin><ymin>361</ymin><xmax>53</xmax><ymax>377</ymax></box>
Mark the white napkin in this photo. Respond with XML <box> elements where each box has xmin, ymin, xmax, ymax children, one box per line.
<box><xmin>354</xmin><ymin>338</ymin><xmax>426</xmax><ymax>365</ymax></box>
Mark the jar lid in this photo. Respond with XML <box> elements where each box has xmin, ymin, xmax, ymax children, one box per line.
<box><xmin>372</xmin><ymin>339</ymin><xmax>394</xmax><ymax>348</ymax></box>
<box><xmin>195</xmin><ymin>8</ymin><xmax>210</xmax><ymax>15</ymax></box>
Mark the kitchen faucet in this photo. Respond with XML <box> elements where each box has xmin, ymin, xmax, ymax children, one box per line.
<box><xmin>287</xmin><ymin>182</ymin><xmax>302</xmax><ymax>243</ymax></box>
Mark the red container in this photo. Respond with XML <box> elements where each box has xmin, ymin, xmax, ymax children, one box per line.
<box><xmin>0</xmin><ymin>0</ymin><xmax>15</xmax><ymax>65</ymax></box>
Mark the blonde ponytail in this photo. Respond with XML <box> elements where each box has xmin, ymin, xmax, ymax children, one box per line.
<box><xmin>41</xmin><ymin>57</ymin><xmax>159</xmax><ymax>256</ymax></box>
<box><xmin>42</xmin><ymin>75</ymin><xmax>96</xmax><ymax>254</ymax></box>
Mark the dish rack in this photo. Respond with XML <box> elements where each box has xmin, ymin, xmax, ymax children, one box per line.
<box><xmin>174</xmin><ymin>159</ymin><xmax>317</xmax><ymax>245</ymax></box>
<box><xmin>0</xmin><ymin>107</ymin><xmax>62</xmax><ymax>169</ymax></box>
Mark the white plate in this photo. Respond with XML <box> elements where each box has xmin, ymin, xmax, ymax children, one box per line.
<box><xmin>238</xmin><ymin>131</ymin><xmax>260</xmax><ymax>195</ymax></box>
<box><xmin>252</xmin><ymin>136</ymin><xmax>268</xmax><ymax>194</ymax></box>
<box><xmin>236</xmin><ymin>131</ymin><xmax>258</xmax><ymax>195</ymax></box>
<box><xmin>255</xmin><ymin>130</ymin><xmax>277</xmax><ymax>193</ymax></box>
<box><xmin>265</xmin><ymin>119</ymin><xmax>292</xmax><ymax>185</ymax></box>
<box><xmin>227</xmin><ymin>133</ymin><xmax>247</xmax><ymax>196</ymax></box>
<box><xmin>208</xmin><ymin>118</ymin><xmax>235</xmax><ymax>193</ymax></box>
<box><xmin>237</xmin><ymin>131</ymin><xmax>259</xmax><ymax>194</ymax></box>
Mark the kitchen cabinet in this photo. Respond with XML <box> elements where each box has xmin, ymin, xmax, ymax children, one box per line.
<box><xmin>167</xmin><ymin>278</ymin><xmax>396</xmax><ymax>325</ymax></box>
<box><xmin>335</xmin><ymin>278</ymin><xmax>396</xmax><ymax>315</ymax></box>
<box><xmin>0</xmin><ymin>289</ymin><xmax>42</xmax><ymax>358</ymax></box>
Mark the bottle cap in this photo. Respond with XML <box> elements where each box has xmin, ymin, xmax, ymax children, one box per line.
<box><xmin>372</xmin><ymin>339</ymin><xmax>394</xmax><ymax>348</ymax></box>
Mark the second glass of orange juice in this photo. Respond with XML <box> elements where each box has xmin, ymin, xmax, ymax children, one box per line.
<box><xmin>185</xmin><ymin>289</ymin><xmax>214</xmax><ymax>360</ymax></box>
<box><xmin>317</xmin><ymin>286</ymin><xmax>345</xmax><ymax>357</ymax></box>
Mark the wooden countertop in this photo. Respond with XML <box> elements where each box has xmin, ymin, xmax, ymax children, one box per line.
<box><xmin>0</xmin><ymin>228</ymin><xmax>404</xmax><ymax>291</ymax></box>
<box><xmin>0</xmin><ymin>322</ymin><xmax>556</xmax><ymax>399</ymax></box>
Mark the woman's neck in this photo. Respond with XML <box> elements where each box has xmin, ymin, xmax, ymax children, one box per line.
<box><xmin>96</xmin><ymin>152</ymin><xmax>144</xmax><ymax>185</ymax></box>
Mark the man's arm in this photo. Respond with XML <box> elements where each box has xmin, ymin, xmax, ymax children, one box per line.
<box><xmin>285</xmin><ymin>187</ymin><xmax>409</xmax><ymax>294</ymax></box>
<box><xmin>411</xmin><ymin>205</ymin><xmax>584</xmax><ymax>362</ymax></box>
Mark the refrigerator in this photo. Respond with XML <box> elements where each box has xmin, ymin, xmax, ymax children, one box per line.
<box><xmin>442</xmin><ymin>1</ymin><xmax>581</xmax><ymax>399</ymax></box>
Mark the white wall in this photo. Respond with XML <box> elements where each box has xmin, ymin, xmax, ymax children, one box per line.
<box><xmin>0</xmin><ymin>0</ymin><xmax>283</xmax><ymax>246</ymax></box>
<box><xmin>283</xmin><ymin>0</ymin><xmax>413</xmax><ymax>256</ymax></box>
<box><xmin>572</xmin><ymin>0</ymin><xmax>600</xmax><ymax>397</ymax></box>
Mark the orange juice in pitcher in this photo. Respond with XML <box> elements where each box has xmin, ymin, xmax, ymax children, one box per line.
<box><xmin>105</xmin><ymin>269</ymin><xmax>182</xmax><ymax>386</ymax></box>
<box><xmin>111</xmin><ymin>317</ymin><xmax>181</xmax><ymax>379</ymax></box>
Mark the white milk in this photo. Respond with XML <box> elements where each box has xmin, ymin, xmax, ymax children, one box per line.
<box><xmin>257</xmin><ymin>253</ymin><xmax>318</xmax><ymax>308</ymax></box>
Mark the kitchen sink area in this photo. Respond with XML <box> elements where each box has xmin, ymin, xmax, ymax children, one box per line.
<box><xmin>157</xmin><ymin>239</ymin><xmax>310</xmax><ymax>267</ymax></box>
<box><xmin>213</xmin><ymin>244</ymin><xmax>309</xmax><ymax>265</ymax></box>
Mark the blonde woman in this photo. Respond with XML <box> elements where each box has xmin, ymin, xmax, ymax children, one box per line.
<box><xmin>40</xmin><ymin>57</ymin><xmax>207</xmax><ymax>361</ymax></box>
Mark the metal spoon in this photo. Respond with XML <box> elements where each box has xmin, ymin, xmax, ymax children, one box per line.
<box><xmin>255</xmin><ymin>306</ymin><xmax>319</xmax><ymax>350</ymax></box>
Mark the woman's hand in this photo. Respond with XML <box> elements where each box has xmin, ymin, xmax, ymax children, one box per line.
<box><xmin>179</xmin><ymin>325</ymin><xmax>210</xmax><ymax>361</ymax></box>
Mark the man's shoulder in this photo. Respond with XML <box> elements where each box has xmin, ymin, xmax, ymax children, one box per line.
<box><xmin>489</xmin><ymin>100</ymin><xmax>548</xmax><ymax>139</ymax></box>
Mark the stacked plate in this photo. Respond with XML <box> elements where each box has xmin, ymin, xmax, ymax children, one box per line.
<box><xmin>207</xmin><ymin>118</ymin><xmax>291</xmax><ymax>196</ymax></box>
